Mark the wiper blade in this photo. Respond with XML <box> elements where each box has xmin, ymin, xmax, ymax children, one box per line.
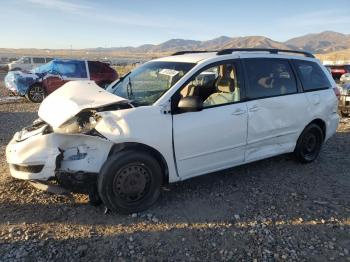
<box><xmin>119</xmin><ymin>72</ymin><xmax>130</xmax><ymax>81</ymax></box>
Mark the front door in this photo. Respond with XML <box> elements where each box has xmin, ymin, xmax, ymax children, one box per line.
<box><xmin>172</xmin><ymin>61</ymin><xmax>248</xmax><ymax>179</ymax></box>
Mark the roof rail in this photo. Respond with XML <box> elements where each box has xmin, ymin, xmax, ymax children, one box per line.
<box><xmin>171</xmin><ymin>50</ymin><xmax>215</xmax><ymax>56</ymax></box>
<box><xmin>216</xmin><ymin>48</ymin><xmax>315</xmax><ymax>58</ymax></box>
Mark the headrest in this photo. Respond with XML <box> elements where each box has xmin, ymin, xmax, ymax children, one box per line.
<box><xmin>217</xmin><ymin>65</ymin><xmax>235</xmax><ymax>93</ymax></box>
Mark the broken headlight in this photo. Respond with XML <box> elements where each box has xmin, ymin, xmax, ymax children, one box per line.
<box><xmin>53</xmin><ymin>111</ymin><xmax>101</xmax><ymax>134</ymax></box>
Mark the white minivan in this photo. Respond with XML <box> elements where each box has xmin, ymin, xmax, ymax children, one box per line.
<box><xmin>8</xmin><ymin>56</ymin><xmax>53</xmax><ymax>71</ymax></box>
<box><xmin>6</xmin><ymin>49</ymin><xmax>339</xmax><ymax>213</ymax></box>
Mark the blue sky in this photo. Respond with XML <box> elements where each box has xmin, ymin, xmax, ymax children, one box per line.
<box><xmin>1</xmin><ymin>0</ymin><xmax>349</xmax><ymax>49</ymax></box>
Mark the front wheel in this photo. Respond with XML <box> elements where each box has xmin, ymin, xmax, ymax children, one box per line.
<box><xmin>294</xmin><ymin>124</ymin><xmax>324</xmax><ymax>163</ymax></box>
<box><xmin>98</xmin><ymin>151</ymin><xmax>162</xmax><ymax>214</ymax></box>
<box><xmin>26</xmin><ymin>85</ymin><xmax>45</xmax><ymax>103</ymax></box>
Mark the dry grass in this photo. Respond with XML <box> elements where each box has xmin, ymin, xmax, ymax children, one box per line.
<box><xmin>112</xmin><ymin>64</ymin><xmax>138</xmax><ymax>76</ymax></box>
<box><xmin>316</xmin><ymin>48</ymin><xmax>350</xmax><ymax>62</ymax></box>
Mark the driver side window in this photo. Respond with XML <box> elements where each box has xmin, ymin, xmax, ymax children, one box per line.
<box><xmin>180</xmin><ymin>62</ymin><xmax>241</xmax><ymax>108</ymax></box>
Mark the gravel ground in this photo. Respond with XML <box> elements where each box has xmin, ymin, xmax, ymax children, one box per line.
<box><xmin>0</xmin><ymin>96</ymin><xmax>349</xmax><ymax>261</ymax></box>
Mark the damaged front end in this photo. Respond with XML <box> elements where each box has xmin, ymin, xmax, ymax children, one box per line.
<box><xmin>4</xmin><ymin>70</ymin><xmax>40</xmax><ymax>96</ymax></box>
<box><xmin>6</xmin><ymin>81</ymin><xmax>132</xmax><ymax>194</ymax></box>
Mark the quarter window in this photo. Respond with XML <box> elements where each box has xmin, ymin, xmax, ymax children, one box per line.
<box><xmin>294</xmin><ymin>60</ymin><xmax>331</xmax><ymax>91</ymax></box>
<box><xmin>244</xmin><ymin>58</ymin><xmax>297</xmax><ymax>99</ymax></box>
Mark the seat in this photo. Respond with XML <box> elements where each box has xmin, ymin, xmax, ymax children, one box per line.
<box><xmin>203</xmin><ymin>65</ymin><xmax>240</xmax><ymax>106</ymax></box>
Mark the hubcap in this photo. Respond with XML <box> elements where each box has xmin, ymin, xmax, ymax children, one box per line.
<box><xmin>29</xmin><ymin>86</ymin><xmax>45</xmax><ymax>102</ymax></box>
<box><xmin>113</xmin><ymin>164</ymin><xmax>151</xmax><ymax>202</ymax></box>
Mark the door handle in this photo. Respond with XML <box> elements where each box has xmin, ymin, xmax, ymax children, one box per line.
<box><xmin>231</xmin><ymin>109</ymin><xmax>246</xmax><ymax>115</ymax></box>
<box><xmin>249</xmin><ymin>105</ymin><xmax>259</xmax><ymax>112</ymax></box>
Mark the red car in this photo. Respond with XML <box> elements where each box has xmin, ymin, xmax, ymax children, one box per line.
<box><xmin>5</xmin><ymin>59</ymin><xmax>118</xmax><ymax>103</ymax></box>
<box><xmin>325</xmin><ymin>65</ymin><xmax>350</xmax><ymax>81</ymax></box>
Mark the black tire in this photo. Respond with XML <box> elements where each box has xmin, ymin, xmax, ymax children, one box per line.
<box><xmin>26</xmin><ymin>85</ymin><xmax>45</xmax><ymax>103</ymax></box>
<box><xmin>341</xmin><ymin>111</ymin><xmax>349</xmax><ymax>118</ymax></box>
<box><xmin>98</xmin><ymin>151</ymin><xmax>162</xmax><ymax>214</ymax></box>
<box><xmin>294</xmin><ymin>123</ymin><xmax>324</xmax><ymax>163</ymax></box>
<box><xmin>88</xmin><ymin>190</ymin><xmax>102</xmax><ymax>206</ymax></box>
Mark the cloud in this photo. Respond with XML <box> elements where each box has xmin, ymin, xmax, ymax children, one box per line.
<box><xmin>23</xmin><ymin>0</ymin><xmax>179</xmax><ymax>29</ymax></box>
<box><xmin>25</xmin><ymin>0</ymin><xmax>91</xmax><ymax>12</ymax></box>
<box><xmin>22</xmin><ymin>0</ymin><xmax>218</xmax><ymax>34</ymax></box>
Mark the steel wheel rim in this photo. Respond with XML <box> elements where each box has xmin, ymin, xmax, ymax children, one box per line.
<box><xmin>29</xmin><ymin>86</ymin><xmax>44</xmax><ymax>102</ymax></box>
<box><xmin>301</xmin><ymin>130</ymin><xmax>320</xmax><ymax>159</ymax></box>
<box><xmin>113</xmin><ymin>163</ymin><xmax>151</xmax><ymax>203</ymax></box>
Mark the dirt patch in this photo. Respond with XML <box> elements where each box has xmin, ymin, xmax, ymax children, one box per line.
<box><xmin>0</xmin><ymin>102</ymin><xmax>349</xmax><ymax>261</ymax></box>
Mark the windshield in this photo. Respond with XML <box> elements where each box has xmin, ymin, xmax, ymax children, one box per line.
<box><xmin>31</xmin><ymin>61</ymin><xmax>54</xmax><ymax>74</ymax></box>
<box><xmin>107</xmin><ymin>61</ymin><xmax>195</xmax><ymax>106</ymax></box>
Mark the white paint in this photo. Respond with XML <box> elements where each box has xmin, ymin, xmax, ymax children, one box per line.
<box><xmin>7</xmin><ymin>56</ymin><xmax>51</xmax><ymax>71</ymax></box>
<box><xmin>6</xmin><ymin>131</ymin><xmax>113</xmax><ymax>180</ymax></box>
<box><xmin>38</xmin><ymin>81</ymin><xmax>127</xmax><ymax>128</ymax></box>
<box><xmin>6</xmin><ymin>51</ymin><xmax>340</xmax><ymax>186</ymax></box>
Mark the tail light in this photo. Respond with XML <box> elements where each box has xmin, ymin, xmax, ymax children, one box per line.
<box><xmin>333</xmin><ymin>86</ymin><xmax>340</xmax><ymax>99</ymax></box>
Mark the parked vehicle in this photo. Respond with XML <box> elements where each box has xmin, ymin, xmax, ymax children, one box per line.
<box><xmin>4</xmin><ymin>59</ymin><xmax>118</xmax><ymax>103</ymax></box>
<box><xmin>6</xmin><ymin>49</ymin><xmax>339</xmax><ymax>213</ymax></box>
<box><xmin>338</xmin><ymin>82</ymin><xmax>350</xmax><ymax>117</ymax></box>
<box><xmin>325</xmin><ymin>64</ymin><xmax>350</xmax><ymax>80</ymax></box>
<box><xmin>8</xmin><ymin>56</ymin><xmax>53</xmax><ymax>71</ymax></box>
<box><xmin>0</xmin><ymin>57</ymin><xmax>10</xmax><ymax>71</ymax></box>
<box><xmin>340</xmin><ymin>73</ymin><xmax>350</xmax><ymax>84</ymax></box>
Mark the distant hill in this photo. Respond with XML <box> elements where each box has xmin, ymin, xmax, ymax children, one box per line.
<box><xmin>222</xmin><ymin>36</ymin><xmax>290</xmax><ymax>50</ymax></box>
<box><xmin>284</xmin><ymin>31</ymin><xmax>350</xmax><ymax>53</ymax></box>
<box><xmin>1</xmin><ymin>31</ymin><xmax>350</xmax><ymax>60</ymax></box>
<box><xmin>87</xmin><ymin>31</ymin><xmax>350</xmax><ymax>54</ymax></box>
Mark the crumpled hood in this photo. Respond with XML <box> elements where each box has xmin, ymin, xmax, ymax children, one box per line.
<box><xmin>38</xmin><ymin>81</ymin><xmax>128</xmax><ymax>128</ymax></box>
<box><xmin>5</xmin><ymin>71</ymin><xmax>40</xmax><ymax>94</ymax></box>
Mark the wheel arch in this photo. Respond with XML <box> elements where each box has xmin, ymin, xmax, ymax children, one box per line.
<box><xmin>308</xmin><ymin>118</ymin><xmax>326</xmax><ymax>141</ymax></box>
<box><xmin>108</xmin><ymin>142</ymin><xmax>169</xmax><ymax>185</ymax></box>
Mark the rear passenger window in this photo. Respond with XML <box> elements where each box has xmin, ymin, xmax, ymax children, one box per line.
<box><xmin>88</xmin><ymin>61</ymin><xmax>103</xmax><ymax>74</ymax></box>
<box><xmin>54</xmin><ymin>61</ymin><xmax>87</xmax><ymax>78</ymax></box>
<box><xmin>244</xmin><ymin>58</ymin><xmax>297</xmax><ymax>99</ymax></box>
<box><xmin>294</xmin><ymin>60</ymin><xmax>330</xmax><ymax>91</ymax></box>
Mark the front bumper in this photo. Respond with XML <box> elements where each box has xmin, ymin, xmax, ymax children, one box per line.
<box><xmin>6</xmin><ymin>125</ymin><xmax>113</xmax><ymax>185</ymax></box>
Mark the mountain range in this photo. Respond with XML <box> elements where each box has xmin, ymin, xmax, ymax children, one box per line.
<box><xmin>91</xmin><ymin>31</ymin><xmax>350</xmax><ymax>54</ymax></box>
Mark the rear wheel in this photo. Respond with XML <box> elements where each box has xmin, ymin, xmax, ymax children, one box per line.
<box><xmin>26</xmin><ymin>85</ymin><xmax>45</xmax><ymax>103</ymax></box>
<box><xmin>98</xmin><ymin>151</ymin><xmax>162</xmax><ymax>214</ymax></box>
<box><xmin>294</xmin><ymin>123</ymin><xmax>324</xmax><ymax>163</ymax></box>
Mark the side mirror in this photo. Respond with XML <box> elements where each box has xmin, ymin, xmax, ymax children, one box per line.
<box><xmin>177</xmin><ymin>96</ymin><xmax>203</xmax><ymax>113</ymax></box>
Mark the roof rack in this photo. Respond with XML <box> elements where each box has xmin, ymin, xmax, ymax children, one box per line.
<box><xmin>216</xmin><ymin>48</ymin><xmax>315</xmax><ymax>58</ymax></box>
<box><xmin>171</xmin><ymin>50</ymin><xmax>215</xmax><ymax>56</ymax></box>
